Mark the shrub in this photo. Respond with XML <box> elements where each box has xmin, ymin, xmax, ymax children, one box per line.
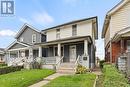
<box><xmin>0</xmin><ymin>63</ymin><xmax>7</xmax><ymax>67</ymax></box>
<box><xmin>100</xmin><ymin>60</ymin><xmax>105</xmax><ymax>69</ymax></box>
<box><xmin>0</xmin><ymin>66</ymin><xmax>23</xmax><ymax>75</ymax></box>
<box><xmin>76</xmin><ymin>64</ymin><xmax>88</xmax><ymax>74</ymax></box>
<box><xmin>103</xmin><ymin>64</ymin><xmax>129</xmax><ymax>87</ymax></box>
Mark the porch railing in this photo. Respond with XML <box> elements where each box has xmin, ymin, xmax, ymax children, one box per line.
<box><xmin>41</xmin><ymin>56</ymin><xmax>59</xmax><ymax>64</ymax></box>
<box><xmin>74</xmin><ymin>55</ymin><xmax>81</xmax><ymax>72</ymax></box>
<box><xmin>55</xmin><ymin>56</ymin><xmax>64</xmax><ymax>69</ymax></box>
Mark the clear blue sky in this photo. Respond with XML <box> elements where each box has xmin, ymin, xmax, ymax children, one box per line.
<box><xmin>0</xmin><ymin>0</ymin><xmax>121</xmax><ymax>59</ymax></box>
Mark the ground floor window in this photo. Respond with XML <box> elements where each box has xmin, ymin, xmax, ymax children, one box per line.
<box><xmin>127</xmin><ymin>40</ymin><xmax>130</xmax><ymax>51</ymax></box>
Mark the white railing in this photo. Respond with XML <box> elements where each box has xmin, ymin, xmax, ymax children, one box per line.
<box><xmin>55</xmin><ymin>56</ymin><xmax>64</xmax><ymax>69</ymax></box>
<box><xmin>42</xmin><ymin>57</ymin><xmax>58</xmax><ymax>64</ymax></box>
<box><xmin>9</xmin><ymin>57</ymin><xmax>27</xmax><ymax>66</ymax></box>
<box><xmin>74</xmin><ymin>55</ymin><xmax>81</xmax><ymax>72</ymax></box>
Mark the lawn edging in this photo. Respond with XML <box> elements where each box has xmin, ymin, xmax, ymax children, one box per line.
<box><xmin>93</xmin><ymin>75</ymin><xmax>98</xmax><ymax>87</ymax></box>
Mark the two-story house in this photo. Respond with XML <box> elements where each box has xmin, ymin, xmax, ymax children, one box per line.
<box><xmin>36</xmin><ymin>17</ymin><xmax>98</xmax><ymax>72</ymax></box>
<box><xmin>102</xmin><ymin>0</ymin><xmax>130</xmax><ymax>63</ymax></box>
<box><xmin>6</xmin><ymin>17</ymin><xmax>98</xmax><ymax>73</ymax></box>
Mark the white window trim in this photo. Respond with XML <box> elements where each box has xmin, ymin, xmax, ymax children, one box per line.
<box><xmin>72</xmin><ymin>24</ymin><xmax>77</xmax><ymax>36</ymax></box>
<box><xmin>32</xmin><ymin>34</ymin><xmax>36</xmax><ymax>43</ymax></box>
<box><xmin>56</xmin><ymin>29</ymin><xmax>60</xmax><ymax>39</ymax></box>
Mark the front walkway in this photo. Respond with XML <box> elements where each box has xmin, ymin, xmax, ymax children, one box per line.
<box><xmin>92</xmin><ymin>67</ymin><xmax>102</xmax><ymax>75</ymax></box>
<box><xmin>28</xmin><ymin>73</ymin><xmax>70</xmax><ymax>87</ymax></box>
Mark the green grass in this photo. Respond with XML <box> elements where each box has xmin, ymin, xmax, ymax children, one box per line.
<box><xmin>0</xmin><ymin>69</ymin><xmax>55</xmax><ymax>87</ymax></box>
<box><xmin>103</xmin><ymin>64</ymin><xmax>130</xmax><ymax>87</ymax></box>
<box><xmin>43</xmin><ymin>73</ymin><xmax>96</xmax><ymax>87</ymax></box>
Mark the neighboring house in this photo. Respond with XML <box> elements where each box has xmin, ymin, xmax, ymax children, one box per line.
<box><xmin>6</xmin><ymin>24</ymin><xmax>45</xmax><ymax>66</ymax></box>
<box><xmin>0</xmin><ymin>48</ymin><xmax>5</xmax><ymax>63</ymax></box>
<box><xmin>6</xmin><ymin>17</ymin><xmax>98</xmax><ymax>73</ymax></box>
<box><xmin>102</xmin><ymin>0</ymin><xmax>130</xmax><ymax>63</ymax></box>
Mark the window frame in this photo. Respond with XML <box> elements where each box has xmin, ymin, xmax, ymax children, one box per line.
<box><xmin>32</xmin><ymin>34</ymin><xmax>36</xmax><ymax>43</ymax></box>
<box><xmin>56</xmin><ymin>29</ymin><xmax>60</xmax><ymax>39</ymax></box>
<box><xmin>72</xmin><ymin>24</ymin><xmax>77</xmax><ymax>36</ymax></box>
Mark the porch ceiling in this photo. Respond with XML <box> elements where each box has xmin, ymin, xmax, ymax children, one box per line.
<box><xmin>36</xmin><ymin>36</ymin><xmax>92</xmax><ymax>46</ymax></box>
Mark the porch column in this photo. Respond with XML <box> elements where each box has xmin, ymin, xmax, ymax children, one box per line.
<box><xmin>39</xmin><ymin>46</ymin><xmax>42</xmax><ymax>57</ymax></box>
<box><xmin>84</xmin><ymin>39</ymin><xmax>88</xmax><ymax>55</ymax></box>
<box><xmin>58</xmin><ymin>43</ymin><xmax>61</xmax><ymax>57</ymax></box>
<box><xmin>8</xmin><ymin>51</ymin><xmax>11</xmax><ymax>65</ymax></box>
<box><xmin>29</xmin><ymin>48</ymin><xmax>33</xmax><ymax>60</ymax></box>
<box><xmin>18</xmin><ymin>50</ymin><xmax>19</xmax><ymax>58</ymax></box>
<box><xmin>9</xmin><ymin>51</ymin><xmax>10</xmax><ymax>59</ymax></box>
<box><xmin>121</xmin><ymin>39</ymin><xmax>124</xmax><ymax>54</ymax></box>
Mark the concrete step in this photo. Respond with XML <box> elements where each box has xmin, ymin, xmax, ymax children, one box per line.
<box><xmin>56</xmin><ymin>63</ymin><xmax>76</xmax><ymax>74</ymax></box>
<box><xmin>57</xmin><ymin>69</ymin><xmax>75</xmax><ymax>74</ymax></box>
<box><xmin>60</xmin><ymin>63</ymin><xmax>75</xmax><ymax>67</ymax></box>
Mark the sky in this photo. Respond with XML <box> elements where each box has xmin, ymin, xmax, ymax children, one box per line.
<box><xmin>0</xmin><ymin>0</ymin><xmax>121</xmax><ymax>60</ymax></box>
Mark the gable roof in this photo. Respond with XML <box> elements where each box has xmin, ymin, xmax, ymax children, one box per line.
<box><xmin>112</xmin><ymin>26</ymin><xmax>130</xmax><ymax>41</ymax></box>
<box><xmin>42</xmin><ymin>16</ymin><xmax>98</xmax><ymax>39</ymax></box>
<box><xmin>15</xmin><ymin>23</ymin><xmax>41</xmax><ymax>39</ymax></box>
<box><xmin>102</xmin><ymin>0</ymin><xmax>129</xmax><ymax>38</ymax></box>
<box><xmin>6</xmin><ymin>40</ymin><xmax>30</xmax><ymax>50</ymax></box>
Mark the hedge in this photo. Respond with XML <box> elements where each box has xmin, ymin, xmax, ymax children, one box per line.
<box><xmin>99</xmin><ymin>60</ymin><xmax>105</xmax><ymax>69</ymax></box>
<box><xmin>0</xmin><ymin>63</ymin><xmax>7</xmax><ymax>67</ymax></box>
<box><xmin>0</xmin><ymin>66</ymin><xmax>23</xmax><ymax>75</ymax></box>
<box><xmin>103</xmin><ymin>64</ymin><xmax>130</xmax><ymax>87</ymax></box>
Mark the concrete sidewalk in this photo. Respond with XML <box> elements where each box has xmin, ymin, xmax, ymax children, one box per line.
<box><xmin>28</xmin><ymin>73</ymin><xmax>70</xmax><ymax>87</ymax></box>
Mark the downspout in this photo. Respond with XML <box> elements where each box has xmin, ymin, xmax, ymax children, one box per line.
<box><xmin>110</xmin><ymin>39</ymin><xmax>112</xmax><ymax>63</ymax></box>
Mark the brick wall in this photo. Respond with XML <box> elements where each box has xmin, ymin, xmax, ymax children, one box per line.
<box><xmin>111</xmin><ymin>41</ymin><xmax>121</xmax><ymax>63</ymax></box>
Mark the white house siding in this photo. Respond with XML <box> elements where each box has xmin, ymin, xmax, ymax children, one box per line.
<box><xmin>46</xmin><ymin>21</ymin><xmax>93</xmax><ymax>42</ymax></box>
<box><xmin>77</xmin><ymin>21</ymin><xmax>92</xmax><ymax>37</ymax></box>
<box><xmin>60</xmin><ymin>26</ymin><xmax>72</xmax><ymax>39</ymax></box>
<box><xmin>110</xmin><ymin>1</ymin><xmax>130</xmax><ymax>38</ymax></box>
<box><xmin>105</xmin><ymin>26</ymin><xmax>110</xmax><ymax>47</ymax></box>
<box><xmin>46</xmin><ymin>30</ymin><xmax>57</xmax><ymax>42</ymax></box>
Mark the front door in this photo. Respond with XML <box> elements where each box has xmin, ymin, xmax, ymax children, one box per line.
<box><xmin>69</xmin><ymin>45</ymin><xmax>76</xmax><ymax>62</ymax></box>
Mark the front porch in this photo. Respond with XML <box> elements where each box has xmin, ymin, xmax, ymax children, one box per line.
<box><xmin>111</xmin><ymin>28</ymin><xmax>130</xmax><ymax>72</ymax></box>
<box><xmin>6</xmin><ymin>41</ymin><xmax>40</xmax><ymax>66</ymax></box>
<box><xmin>38</xmin><ymin>36</ymin><xmax>95</xmax><ymax>70</ymax></box>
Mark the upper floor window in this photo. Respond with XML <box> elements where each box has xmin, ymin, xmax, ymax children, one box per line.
<box><xmin>72</xmin><ymin>24</ymin><xmax>77</xmax><ymax>36</ymax></box>
<box><xmin>56</xmin><ymin>29</ymin><xmax>60</xmax><ymax>39</ymax></box>
<box><xmin>32</xmin><ymin>34</ymin><xmax>36</xmax><ymax>43</ymax></box>
<box><xmin>20</xmin><ymin>37</ymin><xmax>24</xmax><ymax>42</ymax></box>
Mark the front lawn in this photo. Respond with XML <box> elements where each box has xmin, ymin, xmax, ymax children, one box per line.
<box><xmin>43</xmin><ymin>73</ymin><xmax>96</xmax><ymax>87</ymax></box>
<box><xmin>0</xmin><ymin>69</ymin><xmax>55</xmax><ymax>87</ymax></box>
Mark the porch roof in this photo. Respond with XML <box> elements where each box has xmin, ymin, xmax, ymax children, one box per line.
<box><xmin>35</xmin><ymin>36</ymin><xmax>92</xmax><ymax>46</ymax></box>
<box><xmin>112</xmin><ymin>27</ymin><xmax>130</xmax><ymax>42</ymax></box>
<box><xmin>6</xmin><ymin>41</ymin><xmax>31</xmax><ymax>51</ymax></box>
